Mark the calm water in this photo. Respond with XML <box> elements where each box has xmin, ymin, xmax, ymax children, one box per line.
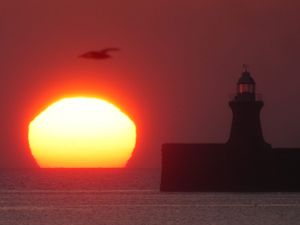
<box><xmin>0</xmin><ymin>169</ymin><xmax>300</xmax><ymax>225</ymax></box>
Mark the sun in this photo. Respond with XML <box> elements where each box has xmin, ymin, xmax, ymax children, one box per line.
<box><xmin>28</xmin><ymin>97</ymin><xmax>136</xmax><ymax>168</ymax></box>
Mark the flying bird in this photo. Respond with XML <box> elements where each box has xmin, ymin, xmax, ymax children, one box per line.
<box><xmin>79</xmin><ymin>48</ymin><xmax>121</xmax><ymax>60</ymax></box>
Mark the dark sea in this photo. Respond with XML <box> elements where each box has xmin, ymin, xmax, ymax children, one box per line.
<box><xmin>0</xmin><ymin>169</ymin><xmax>299</xmax><ymax>225</ymax></box>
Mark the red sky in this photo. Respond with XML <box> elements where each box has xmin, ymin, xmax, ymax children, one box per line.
<box><xmin>1</xmin><ymin>0</ymin><xmax>300</xmax><ymax>168</ymax></box>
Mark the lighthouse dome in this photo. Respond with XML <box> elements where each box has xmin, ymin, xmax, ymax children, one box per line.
<box><xmin>238</xmin><ymin>70</ymin><xmax>255</xmax><ymax>84</ymax></box>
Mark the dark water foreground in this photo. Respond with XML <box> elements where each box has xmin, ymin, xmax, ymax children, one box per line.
<box><xmin>0</xmin><ymin>169</ymin><xmax>299</xmax><ymax>225</ymax></box>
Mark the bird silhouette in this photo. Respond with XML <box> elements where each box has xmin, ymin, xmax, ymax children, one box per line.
<box><xmin>79</xmin><ymin>48</ymin><xmax>120</xmax><ymax>60</ymax></box>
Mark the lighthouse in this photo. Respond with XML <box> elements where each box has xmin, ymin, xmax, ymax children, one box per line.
<box><xmin>227</xmin><ymin>66</ymin><xmax>271</xmax><ymax>153</ymax></box>
<box><xmin>161</xmin><ymin>65</ymin><xmax>300</xmax><ymax>192</ymax></box>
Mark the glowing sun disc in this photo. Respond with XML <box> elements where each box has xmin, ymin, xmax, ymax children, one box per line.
<box><xmin>28</xmin><ymin>97</ymin><xmax>136</xmax><ymax>168</ymax></box>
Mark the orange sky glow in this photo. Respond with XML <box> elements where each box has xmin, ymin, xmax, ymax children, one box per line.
<box><xmin>1</xmin><ymin>0</ymin><xmax>300</xmax><ymax>168</ymax></box>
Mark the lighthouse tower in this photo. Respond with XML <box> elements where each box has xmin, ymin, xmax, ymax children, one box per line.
<box><xmin>227</xmin><ymin>66</ymin><xmax>271</xmax><ymax>153</ymax></box>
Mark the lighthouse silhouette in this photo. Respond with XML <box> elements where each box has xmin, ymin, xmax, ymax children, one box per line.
<box><xmin>228</xmin><ymin>66</ymin><xmax>270</xmax><ymax>149</ymax></box>
<box><xmin>161</xmin><ymin>66</ymin><xmax>300</xmax><ymax>192</ymax></box>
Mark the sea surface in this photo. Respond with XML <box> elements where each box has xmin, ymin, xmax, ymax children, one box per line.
<box><xmin>0</xmin><ymin>169</ymin><xmax>300</xmax><ymax>225</ymax></box>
